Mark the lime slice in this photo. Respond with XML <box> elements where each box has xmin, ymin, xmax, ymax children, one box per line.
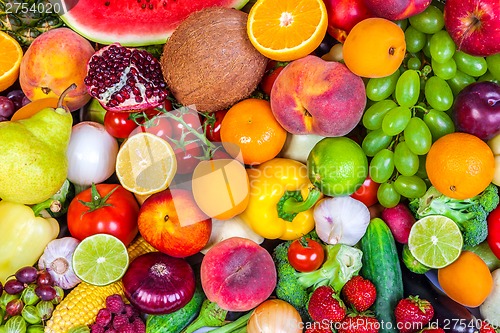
<box><xmin>408</xmin><ymin>215</ymin><xmax>463</xmax><ymax>269</ymax></box>
<box><xmin>72</xmin><ymin>234</ymin><xmax>129</xmax><ymax>286</ymax></box>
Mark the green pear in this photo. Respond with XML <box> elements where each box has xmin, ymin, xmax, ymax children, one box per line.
<box><xmin>0</xmin><ymin>84</ymin><xmax>76</xmax><ymax>205</ymax></box>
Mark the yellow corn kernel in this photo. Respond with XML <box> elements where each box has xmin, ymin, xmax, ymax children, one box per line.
<box><xmin>45</xmin><ymin>236</ymin><xmax>157</xmax><ymax>333</ymax></box>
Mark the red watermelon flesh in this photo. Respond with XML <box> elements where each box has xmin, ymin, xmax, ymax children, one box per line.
<box><xmin>59</xmin><ymin>0</ymin><xmax>250</xmax><ymax>46</ymax></box>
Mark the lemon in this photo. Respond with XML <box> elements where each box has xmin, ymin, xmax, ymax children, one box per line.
<box><xmin>115</xmin><ymin>132</ymin><xmax>177</xmax><ymax>196</ymax></box>
<box><xmin>408</xmin><ymin>215</ymin><xmax>463</xmax><ymax>269</ymax></box>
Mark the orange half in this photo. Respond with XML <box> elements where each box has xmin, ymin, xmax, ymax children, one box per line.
<box><xmin>0</xmin><ymin>32</ymin><xmax>23</xmax><ymax>92</ymax></box>
<box><xmin>247</xmin><ymin>0</ymin><xmax>328</xmax><ymax>61</ymax></box>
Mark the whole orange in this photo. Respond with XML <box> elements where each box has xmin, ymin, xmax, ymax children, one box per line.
<box><xmin>220</xmin><ymin>98</ymin><xmax>287</xmax><ymax>165</ymax></box>
<box><xmin>438</xmin><ymin>251</ymin><xmax>493</xmax><ymax>308</ymax></box>
<box><xmin>426</xmin><ymin>132</ymin><xmax>495</xmax><ymax>199</ymax></box>
<box><xmin>342</xmin><ymin>18</ymin><xmax>406</xmax><ymax>78</ymax></box>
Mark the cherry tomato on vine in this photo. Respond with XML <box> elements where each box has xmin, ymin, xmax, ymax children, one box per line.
<box><xmin>201</xmin><ymin>109</ymin><xmax>228</xmax><ymax>143</ymax></box>
<box><xmin>170</xmin><ymin>109</ymin><xmax>203</xmax><ymax>142</ymax></box>
<box><xmin>171</xmin><ymin>141</ymin><xmax>204</xmax><ymax>175</ymax></box>
<box><xmin>103</xmin><ymin>111</ymin><xmax>138</xmax><ymax>139</ymax></box>
<box><xmin>350</xmin><ymin>175</ymin><xmax>380</xmax><ymax>207</ymax></box>
<box><xmin>260</xmin><ymin>61</ymin><xmax>287</xmax><ymax>96</ymax></box>
<box><xmin>487</xmin><ymin>206</ymin><xmax>500</xmax><ymax>259</ymax></box>
<box><xmin>132</xmin><ymin>115</ymin><xmax>173</xmax><ymax>141</ymax></box>
<box><xmin>287</xmin><ymin>238</ymin><xmax>325</xmax><ymax>272</ymax></box>
<box><xmin>67</xmin><ymin>184</ymin><xmax>139</xmax><ymax>246</ymax></box>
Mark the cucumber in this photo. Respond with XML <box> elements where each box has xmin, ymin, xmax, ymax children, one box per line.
<box><xmin>360</xmin><ymin>218</ymin><xmax>403</xmax><ymax>333</ymax></box>
<box><xmin>146</xmin><ymin>285</ymin><xmax>205</xmax><ymax>333</ymax></box>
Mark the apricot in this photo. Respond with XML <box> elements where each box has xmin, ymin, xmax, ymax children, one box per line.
<box><xmin>19</xmin><ymin>27</ymin><xmax>95</xmax><ymax>111</ymax></box>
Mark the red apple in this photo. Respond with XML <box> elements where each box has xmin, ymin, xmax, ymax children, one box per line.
<box><xmin>323</xmin><ymin>0</ymin><xmax>375</xmax><ymax>42</ymax></box>
<box><xmin>363</xmin><ymin>0</ymin><xmax>431</xmax><ymax>20</ymax></box>
<box><xmin>444</xmin><ymin>0</ymin><xmax>500</xmax><ymax>57</ymax></box>
<box><xmin>137</xmin><ymin>189</ymin><xmax>212</xmax><ymax>258</ymax></box>
<box><xmin>451</xmin><ymin>81</ymin><xmax>500</xmax><ymax>140</ymax></box>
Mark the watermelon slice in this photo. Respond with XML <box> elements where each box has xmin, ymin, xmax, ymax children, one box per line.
<box><xmin>59</xmin><ymin>0</ymin><xmax>250</xmax><ymax>46</ymax></box>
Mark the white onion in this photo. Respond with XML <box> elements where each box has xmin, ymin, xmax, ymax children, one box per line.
<box><xmin>66</xmin><ymin>121</ymin><xmax>118</xmax><ymax>187</ymax></box>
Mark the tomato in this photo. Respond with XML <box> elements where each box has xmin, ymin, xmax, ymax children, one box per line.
<box><xmin>350</xmin><ymin>175</ymin><xmax>380</xmax><ymax>207</ymax></box>
<box><xmin>170</xmin><ymin>108</ymin><xmax>203</xmax><ymax>142</ymax></box>
<box><xmin>287</xmin><ymin>238</ymin><xmax>325</xmax><ymax>272</ymax></box>
<box><xmin>171</xmin><ymin>141</ymin><xmax>204</xmax><ymax>174</ymax></box>
<box><xmin>132</xmin><ymin>115</ymin><xmax>173</xmax><ymax>140</ymax></box>
<box><xmin>201</xmin><ymin>109</ymin><xmax>228</xmax><ymax>143</ymax></box>
<box><xmin>487</xmin><ymin>206</ymin><xmax>500</xmax><ymax>259</ymax></box>
<box><xmin>260</xmin><ymin>64</ymin><xmax>285</xmax><ymax>96</ymax></box>
<box><xmin>67</xmin><ymin>184</ymin><xmax>140</xmax><ymax>246</ymax></box>
<box><xmin>104</xmin><ymin>111</ymin><xmax>139</xmax><ymax>139</ymax></box>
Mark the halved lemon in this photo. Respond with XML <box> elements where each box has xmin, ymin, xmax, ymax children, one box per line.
<box><xmin>247</xmin><ymin>0</ymin><xmax>328</xmax><ymax>61</ymax></box>
<box><xmin>116</xmin><ymin>132</ymin><xmax>177</xmax><ymax>196</ymax></box>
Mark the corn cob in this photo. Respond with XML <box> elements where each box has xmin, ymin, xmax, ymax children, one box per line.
<box><xmin>45</xmin><ymin>236</ymin><xmax>157</xmax><ymax>333</ymax></box>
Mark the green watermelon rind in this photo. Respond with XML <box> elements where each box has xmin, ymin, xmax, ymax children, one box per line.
<box><xmin>60</xmin><ymin>0</ymin><xmax>250</xmax><ymax>47</ymax></box>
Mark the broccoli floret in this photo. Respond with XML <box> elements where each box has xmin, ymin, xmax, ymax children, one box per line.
<box><xmin>272</xmin><ymin>237</ymin><xmax>363</xmax><ymax>321</ymax></box>
<box><xmin>411</xmin><ymin>184</ymin><xmax>499</xmax><ymax>248</ymax></box>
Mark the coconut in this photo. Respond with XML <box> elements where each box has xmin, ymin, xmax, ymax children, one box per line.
<box><xmin>161</xmin><ymin>7</ymin><xmax>268</xmax><ymax>113</ymax></box>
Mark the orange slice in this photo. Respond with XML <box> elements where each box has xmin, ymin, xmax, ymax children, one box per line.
<box><xmin>116</xmin><ymin>132</ymin><xmax>177</xmax><ymax>196</ymax></box>
<box><xmin>247</xmin><ymin>0</ymin><xmax>328</xmax><ymax>61</ymax></box>
<box><xmin>11</xmin><ymin>98</ymin><xmax>61</xmax><ymax>121</ymax></box>
<box><xmin>0</xmin><ymin>31</ymin><xmax>23</xmax><ymax>92</ymax></box>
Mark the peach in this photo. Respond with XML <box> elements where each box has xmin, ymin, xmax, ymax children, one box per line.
<box><xmin>200</xmin><ymin>237</ymin><xmax>276</xmax><ymax>311</ymax></box>
<box><xmin>19</xmin><ymin>27</ymin><xmax>94</xmax><ymax>111</ymax></box>
<box><xmin>363</xmin><ymin>0</ymin><xmax>431</xmax><ymax>21</ymax></box>
<box><xmin>270</xmin><ymin>55</ymin><xmax>366</xmax><ymax>137</ymax></box>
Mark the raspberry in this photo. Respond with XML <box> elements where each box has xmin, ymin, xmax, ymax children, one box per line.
<box><xmin>132</xmin><ymin>318</ymin><xmax>146</xmax><ymax>333</ymax></box>
<box><xmin>95</xmin><ymin>308</ymin><xmax>112</xmax><ymax>328</ymax></box>
<box><xmin>106</xmin><ymin>294</ymin><xmax>125</xmax><ymax>314</ymax></box>
<box><xmin>90</xmin><ymin>323</ymin><xmax>105</xmax><ymax>333</ymax></box>
<box><xmin>112</xmin><ymin>313</ymin><xmax>130</xmax><ymax>330</ymax></box>
<box><xmin>123</xmin><ymin>304</ymin><xmax>140</xmax><ymax>318</ymax></box>
<box><xmin>119</xmin><ymin>323</ymin><xmax>136</xmax><ymax>333</ymax></box>
<box><xmin>105</xmin><ymin>329</ymin><xmax>117</xmax><ymax>333</ymax></box>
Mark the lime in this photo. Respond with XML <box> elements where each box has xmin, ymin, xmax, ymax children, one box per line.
<box><xmin>72</xmin><ymin>234</ymin><xmax>129</xmax><ymax>286</ymax></box>
<box><xmin>307</xmin><ymin>137</ymin><xmax>368</xmax><ymax>196</ymax></box>
<box><xmin>408</xmin><ymin>215</ymin><xmax>463</xmax><ymax>269</ymax></box>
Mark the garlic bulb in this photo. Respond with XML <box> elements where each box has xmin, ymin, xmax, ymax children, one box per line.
<box><xmin>38</xmin><ymin>237</ymin><xmax>81</xmax><ymax>289</ymax></box>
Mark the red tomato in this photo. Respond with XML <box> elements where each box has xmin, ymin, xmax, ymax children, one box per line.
<box><xmin>287</xmin><ymin>238</ymin><xmax>325</xmax><ymax>272</ymax></box>
<box><xmin>201</xmin><ymin>109</ymin><xmax>228</xmax><ymax>143</ymax></box>
<box><xmin>132</xmin><ymin>115</ymin><xmax>173</xmax><ymax>140</ymax></box>
<box><xmin>487</xmin><ymin>206</ymin><xmax>500</xmax><ymax>259</ymax></box>
<box><xmin>171</xmin><ymin>141</ymin><xmax>204</xmax><ymax>174</ymax></box>
<box><xmin>260</xmin><ymin>62</ymin><xmax>286</xmax><ymax>96</ymax></box>
<box><xmin>170</xmin><ymin>109</ymin><xmax>203</xmax><ymax>142</ymax></box>
<box><xmin>67</xmin><ymin>184</ymin><xmax>140</xmax><ymax>246</ymax></box>
<box><xmin>350</xmin><ymin>176</ymin><xmax>380</xmax><ymax>207</ymax></box>
<box><xmin>103</xmin><ymin>111</ymin><xmax>138</xmax><ymax>139</ymax></box>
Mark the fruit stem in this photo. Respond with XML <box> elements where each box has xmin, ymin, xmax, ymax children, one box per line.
<box><xmin>57</xmin><ymin>83</ymin><xmax>77</xmax><ymax>110</ymax></box>
<box><xmin>278</xmin><ymin>188</ymin><xmax>322</xmax><ymax>222</ymax></box>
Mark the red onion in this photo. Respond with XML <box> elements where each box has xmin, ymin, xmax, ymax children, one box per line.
<box><xmin>122</xmin><ymin>252</ymin><xmax>195</xmax><ymax>315</ymax></box>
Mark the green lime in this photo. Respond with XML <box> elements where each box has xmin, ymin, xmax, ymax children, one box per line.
<box><xmin>307</xmin><ymin>137</ymin><xmax>368</xmax><ymax>196</ymax></box>
<box><xmin>72</xmin><ymin>234</ymin><xmax>129</xmax><ymax>286</ymax></box>
<box><xmin>408</xmin><ymin>215</ymin><xmax>463</xmax><ymax>269</ymax></box>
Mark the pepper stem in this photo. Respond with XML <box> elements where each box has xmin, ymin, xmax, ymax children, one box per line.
<box><xmin>277</xmin><ymin>188</ymin><xmax>322</xmax><ymax>222</ymax></box>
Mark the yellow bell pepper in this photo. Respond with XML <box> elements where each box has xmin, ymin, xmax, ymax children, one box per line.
<box><xmin>0</xmin><ymin>201</ymin><xmax>60</xmax><ymax>283</ymax></box>
<box><xmin>240</xmin><ymin>158</ymin><xmax>322</xmax><ymax>240</ymax></box>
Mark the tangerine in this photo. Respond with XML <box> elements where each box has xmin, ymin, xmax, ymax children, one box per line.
<box><xmin>0</xmin><ymin>31</ymin><xmax>23</xmax><ymax>92</ymax></box>
<box><xmin>438</xmin><ymin>251</ymin><xmax>493</xmax><ymax>308</ymax></box>
<box><xmin>342</xmin><ymin>18</ymin><xmax>406</xmax><ymax>78</ymax></box>
<box><xmin>426</xmin><ymin>132</ymin><xmax>495</xmax><ymax>199</ymax></box>
<box><xmin>220</xmin><ymin>98</ymin><xmax>287</xmax><ymax>165</ymax></box>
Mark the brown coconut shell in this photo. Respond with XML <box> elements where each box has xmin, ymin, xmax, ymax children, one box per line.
<box><xmin>161</xmin><ymin>7</ymin><xmax>268</xmax><ymax>112</ymax></box>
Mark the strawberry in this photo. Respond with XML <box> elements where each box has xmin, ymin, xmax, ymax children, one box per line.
<box><xmin>308</xmin><ymin>285</ymin><xmax>346</xmax><ymax>323</ymax></box>
<box><xmin>342</xmin><ymin>275</ymin><xmax>377</xmax><ymax>312</ymax></box>
<box><xmin>480</xmin><ymin>321</ymin><xmax>497</xmax><ymax>333</ymax></box>
<box><xmin>338</xmin><ymin>314</ymin><xmax>380</xmax><ymax>333</ymax></box>
<box><xmin>394</xmin><ymin>296</ymin><xmax>434</xmax><ymax>333</ymax></box>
